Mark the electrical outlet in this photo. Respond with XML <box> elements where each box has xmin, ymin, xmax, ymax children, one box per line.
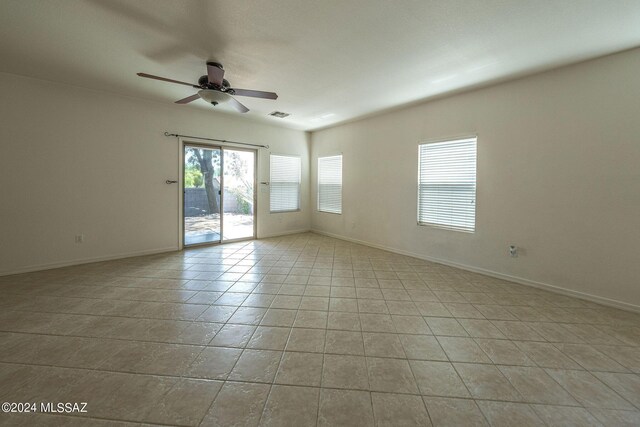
<box><xmin>75</xmin><ymin>234</ymin><xmax>84</xmax><ymax>244</ymax></box>
<box><xmin>509</xmin><ymin>245</ymin><xmax>518</xmax><ymax>258</ymax></box>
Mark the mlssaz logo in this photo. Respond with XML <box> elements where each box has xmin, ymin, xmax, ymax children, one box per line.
<box><xmin>40</xmin><ymin>402</ymin><xmax>88</xmax><ymax>413</ymax></box>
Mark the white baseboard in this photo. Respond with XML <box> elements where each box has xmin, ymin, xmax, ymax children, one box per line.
<box><xmin>0</xmin><ymin>246</ymin><xmax>180</xmax><ymax>277</ymax></box>
<box><xmin>258</xmin><ymin>228</ymin><xmax>311</xmax><ymax>239</ymax></box>
<box><xmin>311</xmin><ymin>229</ymin><xmax>640</xmax><ymax>313</ymax></box>
<box><xmin>0</xmin><ymin>228</ymin><xmax>313</xmax><ymax>276</ymax></box>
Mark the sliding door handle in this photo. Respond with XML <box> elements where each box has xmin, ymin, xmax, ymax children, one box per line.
<box><xmin>166</xmin><ymin>180</ymin><xmax>178</xmax><ymax>184</ymax></box>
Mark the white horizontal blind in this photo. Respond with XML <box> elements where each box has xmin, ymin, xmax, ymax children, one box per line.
<box><xmin>418</xmin><ymin>137</ymin><xmax>476</xmax><ymax>232</ymax></box>
<box><xmin>270</xmin><ymin>154</ymin><xmax>301</xmax><ymax>212</ymax></box>
<box><xmin>318</xmin><ymin>155</ymin><xmax>342</xmax><ymax>214</ymax></box>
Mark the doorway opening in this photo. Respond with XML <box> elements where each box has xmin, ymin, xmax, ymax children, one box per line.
<box><xmin>183</xmin><ymin>144</ymin><xmax>256</xmax><ymax>246</ymax></box>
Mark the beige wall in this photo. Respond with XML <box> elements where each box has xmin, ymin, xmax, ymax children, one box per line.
<box><xmin>0</xmin><ymin>72</ymin><xmax>310</xmax><ymax>275</ymax></box>
<box><xmin>311</xmin><ymin>48</ymin><xmax>640</xmax><ymax>310</ymax></box>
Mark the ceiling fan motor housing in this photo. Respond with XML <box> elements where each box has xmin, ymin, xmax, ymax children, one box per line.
<box><xmin>198</xmin><ymin>74</ymin><xmax>232</xmax><ymax>90</ymax></box>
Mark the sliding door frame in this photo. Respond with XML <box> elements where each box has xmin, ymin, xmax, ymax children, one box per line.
<box><xmin>221</xmin><ymin>145</ymin><xmax>258</xmax><ymax>244</ymax></box>
<box><xmin>179</xmin><ymin>138</ymin><xmax>257</xmax><ymax>249</ymax></box>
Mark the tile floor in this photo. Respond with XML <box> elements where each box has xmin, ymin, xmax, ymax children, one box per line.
<box><xmin>0</xmin><ymin>232</ymin><xmax>639</xmax><ymax>426</ymax></box>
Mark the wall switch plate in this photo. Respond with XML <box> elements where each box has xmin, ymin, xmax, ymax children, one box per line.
<box><xmin>509</xmin><ymin>245</ymin><xmax>518</xmax><ymax>257</ymax></box>
<box><xmin>75</xmin><ymin>234</ymin><xmax>84</xmax><ymax>244</ymax></box>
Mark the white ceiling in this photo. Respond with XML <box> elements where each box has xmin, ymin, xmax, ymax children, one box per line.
<box><xmin>1</xmin><ymin>0</ymin><xmax>640</xmax><ymax>130</ymax></box>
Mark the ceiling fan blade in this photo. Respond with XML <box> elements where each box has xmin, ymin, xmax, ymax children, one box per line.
<box><xmin>175</xmin><ymin>94</ymin><xmax>201</xmax><ymax>104</ymax></box>
<box><xmin>137</xmin><ymin>72</ymin><xmax>198</xmax><ymax>88</ymax></box>
<box><xmin>231</xmin><ymin>88</ymin><xmax>278</xmax><ymax>100</ymax></box>
<box><xmin>228</xmin><ymin>96</ymin><xmax>250</xmax><ymax>113</ymax></box>
<box><xmin>207</xmin><ymin>63</ymin><xmax>225</xmax><ymax>86</ymax></box>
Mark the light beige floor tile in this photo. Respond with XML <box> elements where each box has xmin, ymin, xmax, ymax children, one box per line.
<box><xmin>209</xmin><ymin>324</ymin><xmax>256</xmax><ymax>348</ymax></box>
<box><xmin>556</xmin><ymin>343</ymin><xmax>630</xmax><ymax>372</ymax></box>
<box><xmin>299</xmin><ymin>296</ymin><xmax>329</xmax><ymax>310</ymax></box>
<box><xmin>3</xmin><ymin>234</ymin><xmax>640</xmax><ymax>427</ymax></box>
<box><xmin>330</xmin><ymin>287</ymin><xmax>357</xmax><ymax>298</ymax></box>
<box><xmin>228</xmin><ymin>349</ymin><xmax>282</xmax><ymax>382</ymax></box>
<box><xmin>228</xmin><ymin>307</ymin><xmax>268</xmax><ymax>325</ymax></box>
<box><xmin>476</xmin><ymin>401</ymin><xmax>543</xmax><ymax>427</ymax></box>
<box><xmin>330</xmin><ymin>298</ymin><xmax>359</xmax><ymax>312</ymax></box>
<box><xmin>372</xmin><ymin>392</ymin><xmax>432</xmax><ymax>426</ymax></box>
<box><xmin>415</xmin><ymin>302</ymin><xmax>453</xmax><ymax>317</ymax></box>
<box><xmin>443</xmin><ymin>303</ymin><xmax>485</xmax><ymax>319</ymax></box>
<box><xmin>458</xmin><ymin>319</ymin><xmax>506</xmax><ymax>339</ymax></box>
<box><xmin>437</xmin><ymin>337</ymin><xmax>492</xmax><ymax>363</ymax></box>
<box><xmin>261</xmin><ymin>385</ymin><xmax>319</xmax><ymax>426</ymax></box>
<box><xmin>454</xmin><ymin>363</ymin><xmax>523</xmax><ymax>401</ymax></box>
<box><xmin>100</xmin><ymin>342</ymin><xmax>202</xmax><ymax>376</ymax></box>
<box><xmin>530</xmin><ymin>404</ymin><xmax>602</xmax><ymax>426</ymax></box>
<box><xmin>387</xmin><ymin>301</ymin><xmax>421</xmax><ymax>315</ymax></box>
<box><xmin>367</xmin><ymin>356</ymin><xmax>419</xmax><ymax>393</ymax></box>
<box><xmin>514</xmin><ymin>341</ymin><xmax>583</xmax><ymax>369</ymax></box>
<box><xmin>592</xmin><ymin>372</ymin><xmax>640</xmax><ymax>407</ymax></box>
<box><xmin>318</xmin><ymin>389</ymin><xmax>374</xmax><ymax>427</ymax></box>
<box><xmin>563</xmin><ymin>324</ymin><xmax>625</xmax><ymax>345</ymax></box>
<box><xmin>327</xmin><ymin>312</ymin><xmax>361</xmax><ymax>331</ymax></box>
<box><xmin>68</xmin><ymin>370</ymin><xmax>177</xmax><ymax>423</ymax></box>
<box><xmin>392</xmin><ymin>315</ymin><xmax>432</xmax><ymax>334</ymax></box>
<box><xmin>425</xmin><ymin>318</ymin><xmax>469</xmax><ymax>337</ymax></box>
<box><xmin>587</xmin><ymin>408</ymin><xmax>640</xmax><ymax>426</ymax></box>
<box><xmin>176</xmin><ymin>321</ymin><xmax>222</xmax><ymax>345</ymax></box>
<box><xmin>275</xmin><ymin>352</ymin><xmax>323</xmax><ymax>386</ymax></box>
<box><xmin>545</xmin><ymin>369</ymin><xmax>635</xmax><ymax>410</ymax></box>
<box><xmin>357</xmin><ymin>288</ymin><xmax>384</xmax><ymax>299</ymax></box>
<box><xmin>363</xmin><ymin>332</ymin><xmax>406</xmax><ymax>358</ymax></box>
<box><xmin>359</xmin><ymin>313</ymin><xmax>396</xmax><ymax>332</ymax></box>
<box><xmin>474</xmin><ymin>338</ymin><xmax>535</xmax><ymax>366</ymax></box>
<box><xmin>144</xmin><ymin>378</ymin><xmax>222</xmax><ymax>426</ymax></box>
<box><xmin>260</xmin><ymin>309</ymin><xmax>297</xmax><ymax>327</ymax></box>
<box><xmin>286</xmin><ymin>328</ymin><xmax>326</xmax><ymax>353</ymax></box>
<box><xmin>325</xmin><ymin>330</ymin><xmax>365</xmax><ymax>355</ymax></box>
<box><xmin>423</xmin><ymin>397</ymin><xmax>488</xmax><ymax>426</ymax></box>
<box><xmin>526</xmin><ymin>322</ymin><xmax>583</xmax><ymax>343</ymax></box>
<box><xmin>400</xmin><ymin>334</ymin><xmax>448</xmax><ymax>361</ymax></box>
<box><xmin>593</xmin><ymin>345</ymin><xmax>640</xmax><ymax>373</ymax></box>
<box><xmin>202</xmin><ymin>381</ymin><xmax>270</xmax><ymax>426</ymax></box>
<box><xmin>188</xmin><ymin>346</ymin><xmax>242</xmax><ymax>379</ymax></box>
<box><xmin>358</xmin><ymin>299</ymin><xmax>389</xmax><ymax>314</ymax></box>
<box><xmin>293</xmin><ymin>310</ymin><xmax>328</xmax><ymax>328</ymax></box>
<box><xmin>491</xmin><ymin>321</ymin><xmax>545</xmax><ymax>341</ymax></box>
<box><xmin>473</xmin><ymin>305</ymin><xmax>518</xmax><ymax>321</ymax></box>
<box><xmin>247</xmin><ymin>326</ymin><xmax>291</xmax><ymax>350</ymax></box>
<box><xmin>497</xmin><ymin>366</ymin><xmax>579</xmax><ymax>405</ymax></box>
<box><xmin>322</xmin><ymin>354</ymin><xmax>370</xmax><ymax>389</ymax></box>
<box><xmin>409</xmin><ymin>360</ymin><xmax>470</xmax><ymax>397</ymax></box>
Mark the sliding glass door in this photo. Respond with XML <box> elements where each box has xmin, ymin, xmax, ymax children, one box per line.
<box><xmin>184</xmin><ymin>145</ymin><xmax>222</xmax><ymax>246</ymax></box>
<box><xmin>223</xmin><ymin>148</ymin><xmax>256</xmax><ymax>241</ymax></box>
<box><xmin>183</xmin><ymin>144</ymin><xmax>256</xmax><ymax>246</ymax></box>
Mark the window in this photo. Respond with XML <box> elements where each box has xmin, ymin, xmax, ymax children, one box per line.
<box><xmin>418</xmin><ymin>137</ymin><xmax>477</xmax><ymax>232</ymax></box>
<box><xmin>270</xmin><ymin>154</ymin><xmax>301</xmax><ymax>212</ymax></box>
<box><xmin>318</xmin><ymin>155</ymin><xmax>343</xmax><ymax>214</ymax></box>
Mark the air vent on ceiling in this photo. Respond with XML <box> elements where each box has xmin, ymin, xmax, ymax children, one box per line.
<box><xmin>269</xmin><ymin>111</ymin><xmax>290</xmax><ymax>118</ymax></box>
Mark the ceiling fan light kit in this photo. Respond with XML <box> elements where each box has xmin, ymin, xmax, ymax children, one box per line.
<box><xmin>137</xmin><ymin>61</ymin><xmax>278</xmax><ymax>114</ymax></box>
<box><xmin>198</xmin><ymin>89</ymin><xmax>230</xmax><ymax>106</ymax></box>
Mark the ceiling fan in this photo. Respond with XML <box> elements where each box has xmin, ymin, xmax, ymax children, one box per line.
<box><xmin>137</xmin><ymin>61</ymin><xmax>277</xmax><ymax>113</ymax></box>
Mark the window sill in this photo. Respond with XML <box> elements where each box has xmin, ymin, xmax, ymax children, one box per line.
<box><xmin>318</xmin><ymin>210</ymin><xmax>342</xmax><ymax>215</ymax></box>
<box><xmin>417</xmin><ymin>222</ymin><xmax>475</xmax><ymax>233</ymax></box>
<box><xmin>270</xmin><ymin>209</ymin><xmax>301</xmax><ymax>214</ymax></box>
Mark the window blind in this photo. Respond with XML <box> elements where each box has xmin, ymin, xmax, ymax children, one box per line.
<box><xmin>418</xmin><ymin>137</ymin><xmax>476</xmax><ymax>232</ymax></box>
<box><xmin>270</xmin><ymin>154</ymin><xmax>301</xmax><ymax>212</ymax></box>
<box><xmin>318</xmin><ymin>155</ymin><xmax>343</xmax><ymax>214</ymax></box>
